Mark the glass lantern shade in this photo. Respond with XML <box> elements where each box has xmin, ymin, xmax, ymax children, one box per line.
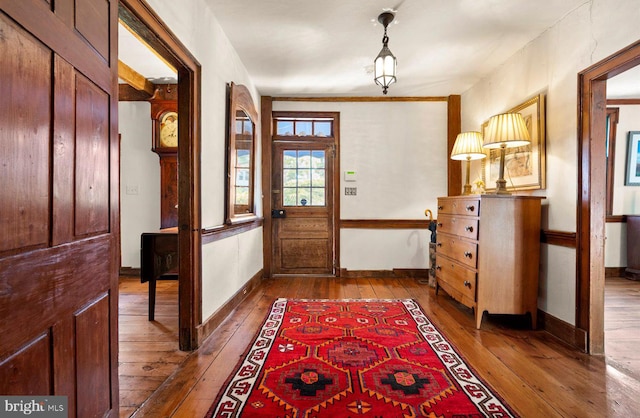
<box><xmin>374</xmin><ymin>46</ymin><xmax>396</xmax><ymax>93</ymax></box>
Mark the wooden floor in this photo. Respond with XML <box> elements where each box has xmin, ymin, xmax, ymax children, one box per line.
<box><xmin>605</xmin><ymin>276</ymin><xmax>640</xmax><ymax>380</ymax></box>
<box><xmin>119</xmin><ymin>275</ymin><xmax>640</xmax><ymax>417</ymax></box>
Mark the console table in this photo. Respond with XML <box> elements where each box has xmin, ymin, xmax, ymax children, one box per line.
<box><xmin>140</xmin><ymin>227</ymin><xmax>178</xmax><ymax>320</ymax></box>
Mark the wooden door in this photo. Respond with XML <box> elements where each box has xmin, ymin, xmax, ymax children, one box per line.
<box><xmin>271</xmin><ymin>141</ymin><xmax>336</xmax><ymax>275</ymax></box>
<box><xmin>0</xmin><ymin>1</ymin><xmax>119</xmax><ymax>416</ymax></box>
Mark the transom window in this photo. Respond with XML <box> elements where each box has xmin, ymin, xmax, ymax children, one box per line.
<box><xmin>283</xmin><ymin>150</ymin><xmax>326</xmax><ymax>206</ymax></box>
<box><xmin>276</xmin><ymin>118</ymin><xmax>333</xmax><ymax>137</ymax></box>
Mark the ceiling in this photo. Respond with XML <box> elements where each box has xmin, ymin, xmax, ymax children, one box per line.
<box><xmin>118</xmin><ymin>0</ymin><xmax>640</xmax><ymax>99</ymax></box>
<box><xmin>205</xmin><ymin>0</ymin><xmax>590</xmax><ymax>97</ymax></box>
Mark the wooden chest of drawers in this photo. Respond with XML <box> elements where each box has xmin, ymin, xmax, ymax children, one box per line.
<box><xmin>435</xmin><ymin>195</ymin><xmax>543</xmax><ymax>329</ymax></box>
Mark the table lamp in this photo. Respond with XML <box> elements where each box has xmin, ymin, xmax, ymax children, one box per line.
<box><xmin>451</xmin><ymin>131</ymin><xmax>486</xmax><ymax>195</ymax></box>
<box><xmin>482</xmin><ymin>113</ymin><xmax>530</xmax><ymax>194</ymax></box>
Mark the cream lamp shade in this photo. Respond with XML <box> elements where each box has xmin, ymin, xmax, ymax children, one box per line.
<box><xmin>451</xmin><ymin>131</ymin><xmax>486</xmax><ymax>195</ymax></box>
<box><xmin>482</xmin><ymin>112</ymin><xmax>531</xmax><ymax>194</ymax></box>
<box><xmin>451</xmin><ymin>131</ymin><xmax>486</xmax><ymax>161</ymax></box>
<box><xmin>483</xmin><ymin>113</ymin><xmax>530</xmax><ymax>149</ymax></box>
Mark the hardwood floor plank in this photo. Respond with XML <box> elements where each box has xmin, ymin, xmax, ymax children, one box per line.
<box><xmin>118</xmin><ymin>275</ymin><xmax>640</xmax><ymax>417</ymax></box>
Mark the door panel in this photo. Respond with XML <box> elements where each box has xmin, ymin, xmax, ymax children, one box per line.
<box><xmin>0</xmin><ymin>17</ymin><xmax>51</xmax><ymax>253</ymax></box>
<box><xmin>0</xmin><ymin>1</ymin><xmax>119</xmax><ymax>416</ymax></box>
<box><xmin>272</xmin><ymin>142</ymin><xmax>335</xmax><ymax>275</ymax></box>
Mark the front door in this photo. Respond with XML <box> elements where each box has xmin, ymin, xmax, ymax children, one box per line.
<box><xmin>271</xmin><ymin>114</ymin><xmax>338</xmax><ymax>276</ymax></box>
<box><xmin>0</xmin><ymin>1</ymin><xmax>119</xmax><ymax>416</ymax></box>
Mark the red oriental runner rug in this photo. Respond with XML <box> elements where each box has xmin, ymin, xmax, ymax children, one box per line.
<box><xmin>207</xmin><ymin>298</ymin><xmax>518</xmax><ymax>418</ymax></box>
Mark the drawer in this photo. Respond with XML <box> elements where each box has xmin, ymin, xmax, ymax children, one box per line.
<box><xmin>437</xmin><ymin>198</ymin><xmax>480</xmax><ymax>216</ymax></box>
<box><xmin>436</xmin><ymin>232</ymin><xmax>478</xmax><ymax>269</ymax></box>
<box><xmin>436</xmin><ymin>214</ymin><xmax>479</xmax><ymax>240</ymax></box>
<box><xmin>435</xmin><ymin>254</ymin><xmax>477</xmax><ymax>302</ymax></box>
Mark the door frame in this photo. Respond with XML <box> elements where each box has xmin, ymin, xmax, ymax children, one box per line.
<box><xmin>119</xmin><ymin>0</ymin><xmax>202</xmax><ymax>350</ymax></box>
<box><xmin>261</xmin><ymin>101</ymin><xmax>341</xmax><ymax>278</ymax></box>
<box><xmin>577</xmin><ymin>40</ymin><xmax>640</xmax><ymax>354</ymax></box>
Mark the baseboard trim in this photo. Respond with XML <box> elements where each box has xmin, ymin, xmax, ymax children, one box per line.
<box><xmin>340</xmin><ymin>268</ymin><xmax>428</xmax><ymax>279</ymax></box>
<box><xmin>196</xmin><ymin>269</ymin><xmax>264</xmax><ymax>345</ymax></box>
<box><xmin>538</xmin><ymin>309</ymin><xmax>588</xmax><ymax>352</ymax></box>
<box><xmin>119</xmin><ymin>267</ymin><xmax>141</xmax><ymax>277</ymax></box>
<box><xmin>605</xmin><ymin>267</ymin><xmax>626</xmax><ymax>278</ymax></box>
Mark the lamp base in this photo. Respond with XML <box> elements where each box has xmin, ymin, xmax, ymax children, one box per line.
<box><xmin>462</xmin><ymin>184</ymin><xmax>473</xmax><ymax>195</ymax></box>
<box><xmin>494</xmin><ymin>179</ymin><xmax>511</xmax><ymax>195</ymax></box>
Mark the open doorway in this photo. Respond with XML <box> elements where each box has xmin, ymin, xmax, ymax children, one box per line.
<box><xmin>118</xmin><ymin>0</ymin><xmax>201</xmax><ymax>352</ymax></box>
<box><xmin>602</xmin><ymin>68</ymin><xmax>640</xmax><ymax>378</ymax></box>
<box><xmin>577</xmin><ymin>40</ymin><xmax>640</xmax><ymax>356</ymax></box>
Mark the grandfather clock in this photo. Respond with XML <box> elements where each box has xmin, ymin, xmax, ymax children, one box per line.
<box><xmin>150</xmin><ymin>87</ymin><xmax>178</xmax><ymax>229</ymax></box>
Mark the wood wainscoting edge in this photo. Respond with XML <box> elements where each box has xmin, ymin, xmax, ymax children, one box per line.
<box><xmin>196</xmin><ymin>269</ymin><xmax>264</xmax><ymax>345</ymax></box>
<box><xmin>538</xmin><ymin>309</ymin><xmax>588</xmax><ymax>352</ymax></box>
<box><xmin>340</xmin><ymin>268</ymin><xmax>429</xmax><ymax>279</ymax></box>
<box><xmin>540</xmin><ymin>230</ymin><xmax>577</xmax><ymax>248</ymax></box>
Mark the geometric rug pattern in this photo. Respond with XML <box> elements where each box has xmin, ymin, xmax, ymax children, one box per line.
<box><xmin>207</xmin><ymin>298</ymin><xmax>518</xmax><ymax>417</ymax></box>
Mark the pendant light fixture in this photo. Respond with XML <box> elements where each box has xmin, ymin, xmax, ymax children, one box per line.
<box><xmin>374</xmin><ymin>12</ymin><xmax>397</xmax><ymax>94</ymax></box>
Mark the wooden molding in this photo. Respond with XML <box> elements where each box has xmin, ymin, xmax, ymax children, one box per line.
<box><xmin>118</xmin><ymin>59</ymin><xmax>156</xmax><ymax>96</ymax></box>
<box><xmin>272</xmin><ymin>96</ymin><xmax>447</xmax><ymax>102</ymax></box>
<box><xmin>196</xmin><ymin>269</ymin><xmax>264</xmax><ymax>345</ymax></box>
<box><xmin>540</xmin><ymin>229</ymin><xmax>577</xmax><ymax>248</ymax></box>
<box><xmin>606</xmin><ymin>215</ymin><xmax>627</xmax><ymax>223</ymax></box>
<box><xmin>607</xmin><ymin>98</ymin><xmax>640</xmax><ymax>105</ymax></box>
<box><xmin>538</xmin><ymin>309</ymin><xmax>588</xmax><ymax>352</ymax></box>
<box><xmin>448</xmin><ymin>95</ymin><xmax>462</xmax><ymax>196</ymax></box>
<box><xmin>261</xmin><ymin>96</ymin><xmax>274</xmax><ymax>278</ymax></box>
<box><xmin>201</xmin><ymin>218</ymin><xmax>263</xmax><ymax>244</ymax></box>
<box><xmin>340</xmin><ymin>219</ymin><xmax>431</xmax><ymax>229</ymax></box>
<box><xmin>119</xmin><ymin>83</ymin><xmax>152</xmax><ymax>101</ymax></box>
<box><xmin>340</xmin><ymin>268</ymin><xmax>429</xmax><ymax>279</ymax></box>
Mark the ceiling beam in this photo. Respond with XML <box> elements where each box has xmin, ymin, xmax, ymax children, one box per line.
<box><xmin>118</xmin><ymin>59</ymin><xmax>156</xmax><ymax>96</ymax></box>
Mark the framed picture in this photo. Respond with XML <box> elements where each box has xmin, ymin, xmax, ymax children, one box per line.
<box><xmin>482</xmin><ymin>94</ymin><xmax>546</xmax><ymax>191</ymax></box>
<box><xmin>625</xmin><ymin>131</ymin><xmax>640</xmax><ymax>185</ymax></box>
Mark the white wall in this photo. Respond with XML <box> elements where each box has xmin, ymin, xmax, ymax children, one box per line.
<box><xmin>119</xmin><ymin>101</ymin><xmax>160</xmax><ymax>268</ymax></box>
<box><xmin>462</xmin><ymin>0</ymin><xmax>640</xmax><ymax>324</ymax></box>
<box><xmin>612</xmin><ymin>105</ymin><xmax>640</xmax><ymax>215</ymax></box>
<box><xmin>605</xmin><ymin>104</ymin><xmax>640</xmax><ymax>267</ymax></box>
<box><xmin>146</xmin><ymin>0</ymin><xmax>263</xmax><ymax>321</ymax></box>
<box><xmin>273</xmin><ymin>101</ymin><xmax>447</xmax><ymax>270</ymax></box>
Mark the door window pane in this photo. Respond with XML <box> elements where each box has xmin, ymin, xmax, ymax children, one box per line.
<box><xmin>311</xmin><ymin>151</ymin><xmax>325</xmax><ymax>168</ymax></box>
<box><xmin>282</xmin><ymin>149</ymin><xmax>326</xmax><ymax>207</ymax></box>
<box><xmin>312</xmin><ymin>169</ymin><xmax>325</xmax><ymax>187</ymax></box>
<box><xmin>283</xmin><ymin>150</ymin><xmax>297</xmax><ymax>168</ymax></box>
<box><xmin>311</xmin><ymin>188</ymin><xmax>325</xmax><ymax>206</ymax></box>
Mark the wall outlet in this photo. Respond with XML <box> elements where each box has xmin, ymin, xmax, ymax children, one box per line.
<box><xmin>125</xmin><ymin>184</ymin><xmax>139</xmax><ymax>195</ymax></box>
<box><xmin>345</xmin><ymin>187</ymin><xmax>357</xmax><ymax>196</ymax></box>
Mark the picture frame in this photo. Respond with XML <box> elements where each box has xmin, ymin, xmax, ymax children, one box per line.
<box><xmin>482</xmin><ymin>94</ymin><xmax>546</xmax><ymax>191</ymax></box>
<box><xmin>625</xmin><ymin>131</ymin><xmax>640</xmax><ymax>186</ymax></box>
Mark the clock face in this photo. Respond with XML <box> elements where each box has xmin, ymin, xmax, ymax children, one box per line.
<box><xmin>159</xmin><ymin>111</ymin><xmax>178</xmax><ymax>148</ymax></box>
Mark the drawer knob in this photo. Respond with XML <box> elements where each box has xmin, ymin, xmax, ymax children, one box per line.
<box><xmin>464</xmin><ymin>280</ymin><xmax>472</xmax><ymax>288</ymax></box>
<box><xmin>466</xmin><ymin>205</ymin><xmax>475</xmax><ymax>211</ymax></box>
<box><xmin>438</xmin><ymin>205</ymin><xmax>443</xmax><ymax>210</ymax></box>
<box><xmin>465</xmin><ymin>225</ymin><xmax>474</xmax><ymax>232</ymax></box>
<box><xmin>436</xmin><ymin>242</ymin><xmax>442</xmax><ymax>247</ymax></box>
<box><xmin>435</xmin><ymin>265</ymin><xmax>441</xmax><ymax>271</ymax></box>
<box><xmin>464</xmin><ymin>251</ymin><xmax>472</xmax><ymax>258</ymax></box>
<box><xmin>437</xmin><ymin>222</ymin><xmax>443</xmax><ymax>227</ymax></box>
